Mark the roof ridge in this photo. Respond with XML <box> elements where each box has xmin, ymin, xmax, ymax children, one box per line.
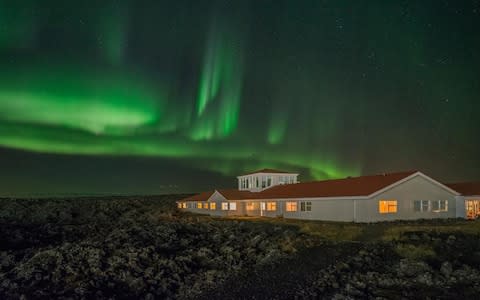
<box><xmin>239</xmin><ymin>168</ymin><xmax>297</xmax><ymax>176</ymax></box>
<box><xmin>446</xmin><ymin>181</ymin><xmax>480</xmax><ymax>185</ymax></box>
<box><xmin>268</xmin><ymin>170</ymin><xmax>418</xmax><ymax>187</ymax></box>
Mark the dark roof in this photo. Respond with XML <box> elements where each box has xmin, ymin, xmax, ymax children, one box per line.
<box><xmin>259</xmin><ymin>171</ymin><xmax>418</xmax><ymax>198</ymax></box>
<box><xmin>181</xmin><ymin>171</ymin><xmax>419</xmax><ymax>201</ymax></box>
<box><xmin>239</xmin><ymin>168</ymin><xmax>296</xmax><ymax>176</ymax></box>
<box><xmin>446</xmin><ymin>182</ymin><xmax>480</xmax><ymax>196</ymax></box>
<box><xmin>181</xmin><ymin>191</ymin><xmax>215</xmax><ymax>202</ymax></box>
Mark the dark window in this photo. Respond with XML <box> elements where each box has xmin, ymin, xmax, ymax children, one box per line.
<box><xmin>300</xmin><ymin>201</ymin><xmax>312</xmax><ymax>211</ymax></box>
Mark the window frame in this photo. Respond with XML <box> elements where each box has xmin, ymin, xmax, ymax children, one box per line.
<box><xmin>379</xmin><ymin>200</ymin><xmax>397</xmax><ymax>214</ymax></box>
<box><xmin>246</xmin><ymin>202</ymin><xmax>259</xmax><ymax>211</ymax></box>
<box><xmin>432</xmin><ymin>200</ymin><xmax>448</xmax><ymax>212</ymax></box>
<box><xmin>221</xmin><ymin>202</ymin><xmax>229</xmax><ymax>210</ymax></box>
<box><xmin>266</xmin><ymin>202</ymin><xmax>277</xmax><ymax>211</ymax></box>
<box><xmin>229</xmin><ymin>202</ymin><xmax>237</xmax><ymax>211</ymax></box>
<box><xmin>210</xmin><ymin>202</ymin><xmax>216</xmax><ymax>210</ymax></box>
<box><xmin>286</xmin><ymin>201</ymin><xmax>298</xmax><ymax>212</ymax></box>
<box><xmin>300</xmin><ymin>201</ymin><xmax>312</xmax><ymax>212</ymax></box>
<box><xmin>414</xmin><ymin>200</ymin><xmax>430</xmax><ymax>212</ymax></box>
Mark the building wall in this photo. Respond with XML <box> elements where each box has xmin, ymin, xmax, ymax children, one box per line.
<box><xmin>179</xmin><ymin>174</ymin><xmax>463</xmax><ymax>222</ymax></box>
<box><xmin>456</xmin><ymin>196</ymin><xmax>467</xmax><ymax>218</ymax></box>
<box><xmin>355</xmin><ymin>175</ymin><xmax>458</xmax><ymax>222</ymax></box>
<box><xmin>180</xmin><ymin>192</ymin><xmax>246</xmax><ymax>217</ymax></box>
<box><xmin>182</xmin><ymin>201</ymin><xmax>211</xmax><ymax>215</ymax></box>
<box><xmin>280</xmin><ymin>199</ymin><xmax>356</xmax><ymax>222</ymax></box>
<box><xmin>207</xmin><ymin>192</ymin><xmax>228</xmax><ymax>217</ymax></box>
<box><xmin>242</xmin><ymin>200</ymin><xmax>283</xmax><ymax>217</ymax></box>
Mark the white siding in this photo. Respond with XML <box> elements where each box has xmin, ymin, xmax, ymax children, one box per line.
<box><xmin>180</xmin><ymin>174</ymin><xmax>464</xmax><ymax>222</ymax></box>
<box><xmin>355</xmin><ymin>175</ymin><xmax>458</xmax><ymax>222</ymax></box>
<box><xmin>282</xmin><ymin>199</ymin><xmax>355</xmax><ymax>222</ymax></box>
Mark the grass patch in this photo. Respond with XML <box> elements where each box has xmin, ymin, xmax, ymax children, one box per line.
<box><xmin>218</xmin><ymin>217</ymin><xmax>480</xmax><ymax>243</ymax></box>
<box><xmin>381</xmin><ymin>219</ymin><xmax>480</xmax><ymax>241</ymax></box>
<box><xmin>395</xmin><ymin>243</ymin><xmax>436</xmax><ymax>260</ymax></box>
<box><xmin>296</xmin><ymin>222</ymin><xmax>363</xmax><ymax>241</ymax></box>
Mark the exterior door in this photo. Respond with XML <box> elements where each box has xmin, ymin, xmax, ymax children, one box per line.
<box><xmin>260</xmin><ymin>202</ymin><xmax>266</xmax><ymax>216</ymax></box>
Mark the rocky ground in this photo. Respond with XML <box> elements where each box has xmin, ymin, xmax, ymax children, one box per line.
<box><xmin>0</xmin><ymin>196</ymin><xmax>311</xmax><ymax>299</ymax></box>
<box><xmin>1</xmin><ymin>196</ymin><xmax>480</xmax><ymax>299</ymax></box>
<box><xmin>203</xmin><ymin>232</ymin><xmax>480</xmax><ymax>299</ymax></box>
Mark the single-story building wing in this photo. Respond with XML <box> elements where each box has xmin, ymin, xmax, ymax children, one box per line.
<box><xmin>177</xmin><ymin>168</ymin><xmax>479</xmax><ymax>222</ymax></box>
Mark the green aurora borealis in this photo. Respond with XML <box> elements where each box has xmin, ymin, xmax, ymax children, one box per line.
<box><xmin>0</xmin><ymin>0</ymin><xmax>479</xmax><ymax>195</ymax></box>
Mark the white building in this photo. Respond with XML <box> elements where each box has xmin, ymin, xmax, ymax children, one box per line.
<box><xmin>446</xmin><ymin>182</ymin><xmax>480</xmax><ymax>220</ymax></box>
<box><xmin>177</xmin><ymin>169</ymin><xmax>480</xmax><ymax>222</ymax></box>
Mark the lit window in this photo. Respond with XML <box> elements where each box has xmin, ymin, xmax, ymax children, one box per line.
<box><xmin>246</xmin><ymin>202</ymin><xmax>259</xmax><ymax>211</ymax></box>
<box><xmin>221</xmin><ymin>202</ymin><xmax>229</xmax><ymax>210</ymax></box>
<box><xmin>177</xmin><ymin>203</ymin><xmax>182</xmax><ymax>209</ymax></box>
<box><xmin>379</xmin><ymin>200</ymin><xmax>397</xmax><ymax>213</ymax></box>
<box><xmin>414</xmin><ymin>200</ymin><xmax>429</xmax><ymax>212</ymax></box>
<box><xmin>203</xmin><ymin>203</ymin><xmax>209</xmax><ymax>209</ymax></box>
<box><xmin>210</xmin><ymin>202</ymin><xmax>216</xmax><ymax>210</ymax></box>
<box><xmin>181</xmin><ymin>203</ymin><xmax>187</xmax><ymax>209</ymax></box>
<box><xmin>197</xmin><ymin>202</ymin><xmax>202</xmax><ymax>209</ymax></box>
<box><xmin>266</xmin><ymin>202</ymin><xmax>277</xmax><ymax>211</ymax></box>
<box><xmin>286</xmin><ymin>201</ymin><xmax>297</xmax><ymax>212</ymax></box>
<box><xmin>300</xmin><ymin>201</ymin><xmax>312</xmax><ymax>212</ymax></box>
<box><xmin>229</xmin><ymin>202</ymin><xmax>237</xmax><ymax>210</ymax></box>
<box><xmin>432</xmin><ymin>200</ymin><xmax>448</xmax><ymax>212</ymax></box>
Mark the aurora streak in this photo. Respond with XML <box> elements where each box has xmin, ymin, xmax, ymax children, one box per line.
<box><xmin>0</xmin><ymin>0</ymin><xmax>479</xmax><ymax>195</ymax></box>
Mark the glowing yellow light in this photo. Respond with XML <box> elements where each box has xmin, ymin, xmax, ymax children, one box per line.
<box><xmin>379</xmin><ymin>200</ymin><xmax>397</xmax><ymax>213</ymax></box>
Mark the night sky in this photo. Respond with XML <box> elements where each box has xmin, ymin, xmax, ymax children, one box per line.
<box><xmin>0</xmin><ymin>0</ymin><xmax>479</xmax><ymax>196</ymax></box>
